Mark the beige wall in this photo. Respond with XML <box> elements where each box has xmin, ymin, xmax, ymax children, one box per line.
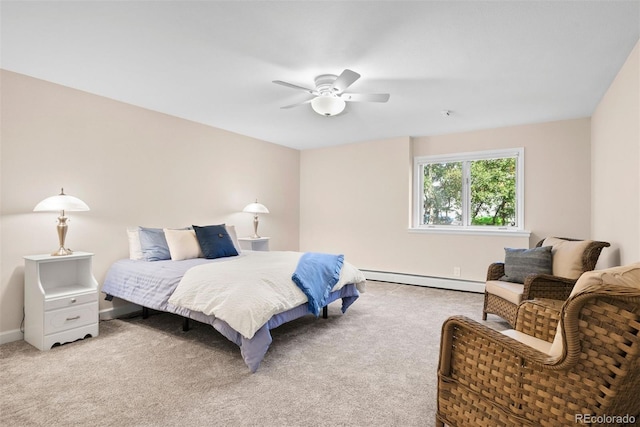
<box><xmin>0</xmin><ymin>70</ymin><xmax>300</xmax><ymax>339</ymax></box>
<box><xmin>300</xmin><ymin>119</ymin><xmax>592</xmax><ymax>282</ymax></box>
<box><xmin>300</xmin><ymin>137</ymin><xmax>421</xmax><ymax>272</ymax></box>
<box><xmin>591</xmin><ymin>40</ymin><xmax>640</xmax><ymax>266</ymax></box>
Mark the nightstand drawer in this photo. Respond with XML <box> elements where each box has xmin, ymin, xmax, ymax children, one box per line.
<box><xmin>45</xmin><ymin>291</ymin><xmax>97</xmax><ymax>311</ymax></box>
<box><xmin>44</xmin><ymin>302</ymin><xmax>98</xmax><ymax>335</ymax></box>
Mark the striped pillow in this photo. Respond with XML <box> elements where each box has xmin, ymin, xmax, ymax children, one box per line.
<box><xmin>500</xmin><ymin>246</ymin><xmax>553</xmax><ymax>284</ymax></box>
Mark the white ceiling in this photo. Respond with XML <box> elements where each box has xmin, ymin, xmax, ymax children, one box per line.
<box><xmin>1</xmin><ymin>1</ymin><xmax>639</xmax><ymax>150</ymax></box>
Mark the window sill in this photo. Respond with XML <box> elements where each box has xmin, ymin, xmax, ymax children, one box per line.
<box><xmin>408</xmin><ymin>227</ymin><xmax>531</xmax><ymax>237</ymax></box>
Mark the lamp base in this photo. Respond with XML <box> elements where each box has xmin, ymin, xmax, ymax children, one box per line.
<box><xmin>52</xmin><ymin>215</ymin><xmax>73</xmax><ymax>256</ymax></box>
<box><xmin>252</xmin><ymin>214</ymin><xmax>261</xmax><ymax>239</ymax></box>
<box><xmin>52</xmin><ymin>247</ymin><xmax>73</xmax><ymax>256</ymax></box>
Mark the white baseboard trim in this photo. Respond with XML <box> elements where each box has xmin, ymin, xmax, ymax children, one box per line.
<box><xmin>99</xmin><ymin>303</ymin><xmax>142</xmax><ymax>320</ymax></box>
<box><xmin>0</xmin><ymin>329</ymin><xmax>24</xmax><ymax>345</ymax></box>
<box><xmin>362</xmin><ymin>270</ymin><xmax>485</xmax><ymax>294</ymax></box>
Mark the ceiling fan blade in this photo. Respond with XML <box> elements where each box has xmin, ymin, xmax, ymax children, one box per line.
<box><xmin>341</xmin><ymin>93</ymin><xmax>390</xmax><ymax>103</ymax></box>
<box><xmin>330</xmin><ymin>69</ymin><xmax>360</xmax><ymax>93</ymax></box>
<box><xmin>280</xmin><ymin>97</ymin><xmax>314</xmax><ymax>109</ymax></box>
<box><xmin>273</xmin><ymin>80</ymin><xmax>317</xmax><ymax>95</ymax></box>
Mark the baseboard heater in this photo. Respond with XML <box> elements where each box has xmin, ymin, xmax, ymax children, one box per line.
<box><xmin>361</xmin><ymin>270</ymin><xmax>485</xmax><ymax>294</ymax></box>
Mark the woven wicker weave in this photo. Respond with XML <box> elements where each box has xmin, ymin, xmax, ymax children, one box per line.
<box><xmin>438</xmin><ymin>285</ymin><xmax>640</xmax><ymax>426</ymax></box>
<box><xmin>514</xmin><ymin>298</ymin><xmax>562</xmax><ymax>343</ymax></box>
<box><xmin>482</xmin><ymin>237</ymin><xmax>610</xmax><ymax>326</ymax></box>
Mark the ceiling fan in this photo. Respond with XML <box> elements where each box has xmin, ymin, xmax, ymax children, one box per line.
<box><xmin>273</xmin><ymin>69</ymin><xmax>390</xmax><ymax>117</ymax></box>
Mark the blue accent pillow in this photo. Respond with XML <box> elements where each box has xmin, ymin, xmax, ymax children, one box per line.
<box><xmin>500</xmin><ymin>246</ymin><xmax>553</xmax><ymax>284</ymax></box>
<box><xmin>193</xmin><ymin>224</ymin><xmax>239</xmax><ymax>259</ymax></box>
<box><xmin>138</xmin><ymin>227</ymin><xmax>171</xmax><ymax>261</ymax></box>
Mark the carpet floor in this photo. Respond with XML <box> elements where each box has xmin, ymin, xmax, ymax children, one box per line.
<box><xmin>0</xmin><ymin>281</ymin><xmax>508</xmax><ymax>426</ymax></box>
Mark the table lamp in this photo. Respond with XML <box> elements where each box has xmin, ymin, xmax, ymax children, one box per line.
<box><xmin>242</xmin><ymin>199</ymin><xmax>269</xmax><ymax>238</ymax></box>
<box><xmin>34</xmin><ymin>188</ymin><xmax>90</xmax><ymax>256</ymax></box>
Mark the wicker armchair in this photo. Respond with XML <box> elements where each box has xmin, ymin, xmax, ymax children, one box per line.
<box><xmin>482</xmin><ymin>237</ymin><xmax>610</xmax><ymax>326</ymax></box>
<box><xmin>437</xmin><ymin>263</ymin><xmax>640</xmax><ymax>427</ymax></box>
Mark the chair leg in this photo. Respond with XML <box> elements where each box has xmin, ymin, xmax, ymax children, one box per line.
<box><xmin>482</xmin><ymin>292</ymin><xmax>489</xmax><ymax>321</ymax></box>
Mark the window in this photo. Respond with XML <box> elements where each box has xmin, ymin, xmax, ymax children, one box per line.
<box><xmin>412</xmin><ymin>148</ymin><xmax>524</xmax><ymax>233</ymax></box>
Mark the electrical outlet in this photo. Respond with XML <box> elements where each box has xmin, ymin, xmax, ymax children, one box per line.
<box><xmin>453</xmin><ymin>267</ymin><xmax>461</xmax><ymax>277</ymax></box>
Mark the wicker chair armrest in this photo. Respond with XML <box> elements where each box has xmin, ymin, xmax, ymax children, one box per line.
<box><xmin>514</xmin><ymin>299</ymin><xmax>562</xmax><ymax>342</ymax></box>
<box><xmin>523</xmin><ymin>274</ymin><xmax>576</xmax><ymax>301</ymax></box>
<box><xmin>439</xmin><ymin>315</ymin><xmax>558</xmax><ymax>377</ymax></box>
<box><xmin>486</xmin><ymin>262</ymin><xmax>505</xmax><ymax>281</ymax></box>
<box><xmin>581</xmin><ymin>240</ymin><xmax>610</xmax><ymax>271</ymax></box>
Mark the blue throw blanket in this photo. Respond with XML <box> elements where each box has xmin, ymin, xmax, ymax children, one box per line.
<box><xmin>291</xmin><ymin>252</ymin><xmax>344</xmax><ymax>317</ymax></box>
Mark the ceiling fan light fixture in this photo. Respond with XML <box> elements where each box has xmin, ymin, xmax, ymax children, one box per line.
<box><xmin>311</xmin><ymin>96</ymin><xmax>346</xmax><ymax>116</ymax></box>
<box><xmin>274</xmin><ymin>69</ymin><xmax>388</xmax><ymax>115</ymax></box>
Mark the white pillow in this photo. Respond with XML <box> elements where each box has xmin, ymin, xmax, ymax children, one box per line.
<box><xmin>542</xmin><ymin>237</ymin><xmax>593</xmax><ymax>279</ymax></box>
<box><xmin>164</xmin><ymin>228</ymin><xmax>203</xmax><ymax>261</ymax></box>
<box><xmin>127</xmin><ymin>227</ymin><xmax>144</xmax><ymax>260</ymax></box>
<box><xmin>225</xmin><ymin>225</ymin><xmax>242</xmax><ymax>254</ymax></box>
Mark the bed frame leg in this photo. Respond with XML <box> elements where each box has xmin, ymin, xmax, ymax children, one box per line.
<box><xmin>142</xmin><ymin>307</ymin><xmax>149</xmax><ymax>319</ymax></box>
<box><xmin>183</xmin><ymin>317</ymin><xmax>190</xmax><ymax>332</ymax></box>
<box><xmin>322</xmin><ymin>306</ymin><xmax>328</xmax><ymax>319</ymax></box>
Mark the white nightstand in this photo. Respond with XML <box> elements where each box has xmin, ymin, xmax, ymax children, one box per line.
<box><xmin>238</xmin><ymin>237</ymin><xmax>270</xmax><ymax>251</ymax></box>
<box><xmin>24</xmin><ymin>252</ymin><xmax>99</xmax><ymax>350</ymax></box>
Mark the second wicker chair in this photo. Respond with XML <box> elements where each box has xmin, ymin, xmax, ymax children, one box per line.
<box><xmin>482</xmin><ymin>237</ymin><xmax>609</xmax><ymax>326</ymax></box>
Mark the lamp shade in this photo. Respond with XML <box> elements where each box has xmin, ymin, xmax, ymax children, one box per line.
<box><xmin>34</xmin><ymin>188</ymin><xmax>90</xmax><ymax>212</ymax></box>
<box><xmin>242</xmin><ymin>201</ymin><xmax>269</xmax><ymax>214</ymax></box>
<box><xmin>311</xmin><ymin>96</ymin><xmax>346</xmax><ymax>116</ymax></box>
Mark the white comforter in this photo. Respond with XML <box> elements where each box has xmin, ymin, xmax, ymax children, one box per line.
<box><xmin>167</xmin><ymin>251</ymin><xmax>366</xmax><ymax>339</ymax></box>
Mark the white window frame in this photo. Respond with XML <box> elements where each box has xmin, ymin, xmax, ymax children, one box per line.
<box><xmin>411</xmin><ymin>148</ymin><xmax>528</xmax><ymax>236</ymax></box>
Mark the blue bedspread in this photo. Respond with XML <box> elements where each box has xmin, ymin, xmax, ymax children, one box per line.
<box><xmin>291</xmin><ymin>252</ymin><xmax>344</xmax><ymax>317</ymax></box>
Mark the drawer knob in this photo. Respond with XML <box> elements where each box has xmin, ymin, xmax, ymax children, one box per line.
<box><xmin>70</xmin><ymin>298</ymin><xmax>77</xmax><ymax>304</ymax></box>
<box><xmin>66</xmin><ymin>315</ymin><xmax>81</xmax><ymax>321</ymax></box>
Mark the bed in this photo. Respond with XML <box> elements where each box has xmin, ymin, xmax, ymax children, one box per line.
<box><xmin>102</xmin><ymin>249</ymin><xmax>366</xmax><ymax>372</ymax></box>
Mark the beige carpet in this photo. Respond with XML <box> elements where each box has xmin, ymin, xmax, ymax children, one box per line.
<box><xmin>0</xmin><ymin>281</ymin><xmax>508</xmax><ymax>426</ymax></box>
